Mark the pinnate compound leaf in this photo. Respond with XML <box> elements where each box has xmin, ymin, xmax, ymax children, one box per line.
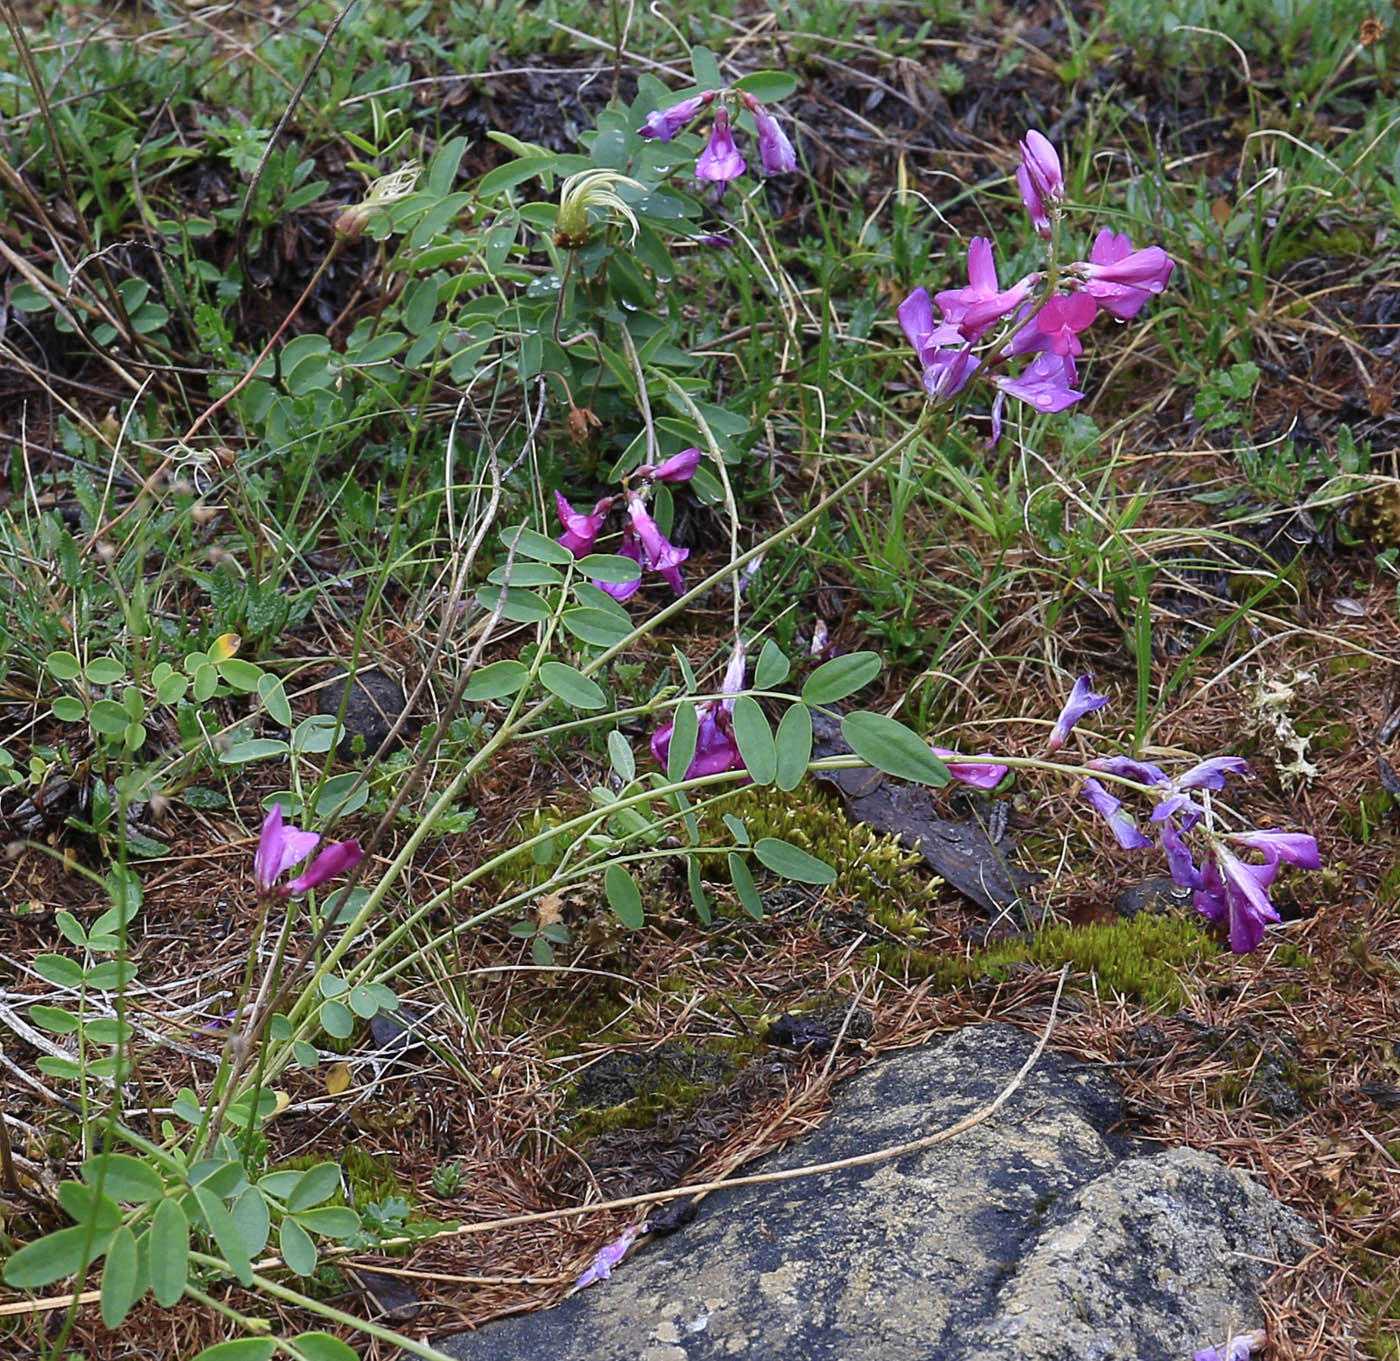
<box><xmin>149</xmin><ymin>1198</ymin><xmax>189</xmax><ymax>1306</ymax></box>
<box><xmin>730</xmin><ymin>696</ymin><xmax>776</xmax><ymax>785</ymax></box>
<box><xmin>774</xmin><ymin>703</ymin><xmax>813</xmax><ymax>791</ymax></box>
<box><xmin>802</xmin><ymin>652</ymin><xmax>881</xmax><ymax>705</ymax></box>
<box><xmin>841</xmin><ymin>712</ymin><xmax>951</xmax><ymax>787</ymax></box>
<box><xmin>753</xmin><ymin>837</ymin><xmax>837</xmax><ymax>885</ymax></box>
<box><xmin>604</xmin><ymin>864</ymin><xmax>645</xmax><ymax>930</ymax></box>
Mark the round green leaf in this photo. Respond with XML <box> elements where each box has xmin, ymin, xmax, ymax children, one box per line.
<box><xmin>576</xmin><ymin>553</ymin><xmax>642</xmax><ymax>584</ymax></box>
<box><xmin>155</xmin><ymin>669</ymin><xmax>188</xmax><ymax>705</ymax></box>
<box><xmin>476</xmin><ymin>585</ymin><xmax>555</xmax><ymax>623</ymax></box>
<box><xmin>774</xmin><ymin>702</ymin><xmax>813</xmax><ymax>792</ymax></box>
<box><xmin>498</xmin><ymin>522</ymin><xmax>574</xmax><ymax>564</ymax></box>
<box><xmin>753</xmin><ymin>639</ymin><xmax>790</xmax><ymax>689</ymax></box>
<box><xmin>292</xmin><ymin>1206</ymin><xmax>360</xmax><ymax>1238</ymax></box>
<box><xmin>149</xmin><ymin>1197</ymin><xmax>189</xmax><ymax>1306</ymax></box>
<box><xmin>218</xmin><ymin>738</ymin><xmax>291</xmax><ymax>765</ymax></box>
<box><xmin>46</xmin><ymin>649</ymin><xmax>81</xmax><ymax>681</ymax></box>
<box><xmin>189</xmin><ymin>1339</ymin><xmax>278</xmax><ymax>1361</ymax></box>
<box><xmin>217</xmin><ymin>658</ymin><xmax>263</xmax><ymax>693</ymax></box>
<box><xmin>288</xmin><ymin>1162</ymin><xmax>342</xmax><ymax>1213</ymax></box>
<box><xmin>88</xmin><ymin>698</ymin><xmax>131</xmax><ymax>736</ymax></box>
<box><xmin>604</xmin><ymin>864</ymin><xmax>645</xmax><ymax>930</ymax></box>
<box><xmin>730</xmin><ymin>696</ymin><xmax>776</xmax><ymax>785</ymax></box>
<box><xmin>539</xmin><ymin>661</ymin><xmax>606</xmax><ymax>710</ymax></box>
<box><xmin>561</xmin><ymin>607</ymin><xmax>631</xmax><ymax>648</ymax></box>
<box><xmin>30</xmin><ymin>1003</ymin><xmax>80</xmax><ymax>1034</ymax></box>
<box><xmin>289</xmin><ymin>1332</ymin><xmax>360</xmax><ymax>1361</ymax></box>
<box><xmin>319</xmin><ymin>998</ymin><xmax>354</xmax><ymax>1039</ymax></box>
<box><xmin>753</xmin><ymin>837</ymin><xmax>837</xmax><ymax>885</ymax></box>
<box><xmin>841</xmin><ymin>712</ymin><xmax>951</xmax><ymax>787</ymax></box>
<box><xmin>802</xmin><ymin>651</ymin><xmax>882</xmax><ymax>706</ymax></box>
<box><xmin>485</xmin><ymin>561</ymin><xmax>565</xmax><ymax>588</ymax></box>
<box><xmin>231</xmin><ymin>1187</ymin><xmax>270</xmax><ymax>1258</ymax></box>
<box><xmin>732</xmin><ymin>70</ymin><xmax>800</xmax><ymax>101</ymax></box>
<box><xmin>51</xmin><ymin>696</ymin><xmax>86</xmax><ymax>723</ymax></box>
<box><xmin>463</xmin><ymin>659</ymin><xmax>530</xmax><ymax>700</ymax></box>
<box><xmin>84</xmin><ymin>657</ymin><xmax>126</xmax><ymax>686</ymax></box>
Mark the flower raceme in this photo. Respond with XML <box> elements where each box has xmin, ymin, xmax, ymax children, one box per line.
<box><xmin>651</xmin><ymin>643</ymin><xmax>748</xmax><ymax>780</ymax></box>
<box><xmin>639</xmin><ymin>87</ymin><xmax>798</xmax><ymax>186</ymax></box>
<box><xmin>1075</xmin><ymin>738</ymin><xmax>1320</xmax><ymax>954</ymax></box>
<box><xmin>896</xmin><ymin>129</ymin><xmax>1176</xmax><ymax>446</ymax></box>
<box><xmin>254</xmin><ymin>804</ymin><xmax>364</xmax><ymax>899</ymax></box>
<box><xmin>554</xmin><ymin>449</ymin><xmax>702</xmax><ymax>598</ymax></box>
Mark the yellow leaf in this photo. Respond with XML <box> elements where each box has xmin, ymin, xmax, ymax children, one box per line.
<box><xmin>211</xmin><ymin>632</ymin><xmax>241</xmax><ymax>661</ymax></box>
<box><xmin>325</xmin><ymin>1062</ymin><xmax>352</xmax><ymax>1096</ymax></box>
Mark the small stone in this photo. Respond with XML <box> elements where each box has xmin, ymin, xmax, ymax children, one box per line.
<box><xmin>318</xmin><ymin>665</ymin><xmax>408</xmax><ymax>757</ymax></box>
<box><xmin>1114</xmin><ymin>877</ymin><xmax>1190</xmax><ymax>919</ymax></box>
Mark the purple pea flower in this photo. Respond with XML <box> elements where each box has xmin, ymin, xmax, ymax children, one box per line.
<box><xmin>254</xmin><ymin>804</ymin><xmax>364</xmax><ymax>900</ymax></box>
<box><xmin>897</xmin><ymin>287</ymin><xmax>966</xmax><ymax>366</ymax></box>
<box><xmin>555</xmin><ymin>491</ymin><xmax>613</xmax><ymax>559</ymax></box>
<box><xmin>639</xmin><ymin>90</ymin><xmax>715</xmax><ymax>142</ymax></box>
<box><xmin>1077</xmin><ymin>230</ymin><xmax>1159</xmax><ymax>320</ymax></box>
<box><xmin>636</xmin><ymin>447</ymin><xmax>701</xmax><ymax>483</ymax></box>
<box><xmin>1198</xmin><ymin>832</ymin><xmax>1317</xmax><ymax>955</ymax></box>
<box><xmin>1082</xmin><ymin>778</ymin><xmax>1153</xmax><ymax>849</ymax></box>
<box><xmin>1159</xmin><ymin>815</ymin><xmax>1203</xmax><ymax>891</ymax></box>
<box><xmin>932</xmin><ymin>747</ymin><xmax>1009</xmax><ymax>790</ymax></box>
<box><xmin>627</xmin><ymin>493</ymin><xmax>689</xmax><ymax>593</ymax></box>
<box><xmin>254</xmin><ymin>804</ymin><xmax>321</xmax><ymax>897</ymax></box>
<box><xmin>1088</xmin><ymin>754</ymin><xmax>1171</xmax><ymax>787</ymax></box>
<box><xmin>568</xmin><ymin>1224</ymin><xmax>644</xmax><ymax>1294</ymax></box>
<box><xmin>1046</xmin><ymin>674</ymin><xmax>1110</xmax><ymax>752</ymax></box>
<box><xmin>1229</xmin><ymin>828</ymin><xmax>1321</xmax><ymax>869</ymax></box>
<box><xmin>651</xmin><ymin>643</ymin><xmax>748</xmax><ymax>780</ymax></box>
<box><xmin>696</xmin><ymin>107</ymin><xmax>746</xmax><ymax>183</ymax></box>
<box><xmin>935</xmin><ymin>237</ymin><xmax>1038</xmax><ymax>341</ymax></box>
<box><xmin>742</xmin><ymin>92</ymin><xmax>798</xmax><ymax>174</ymax></box>
<box><xmin>1077</xmin><ymin>239</ymin><xmax>1174</xmax><ymax>301</ymax></box>
<box><xmin>1194</xmin><ymin>1331</ymin><xmax>1263</xmax><ymax>1361</ymax></box>
<box><xmin>1007</xmin><ymin>292</ymin><xmax>1099</xmax><ymax>359</ymax></box>
<box><xmin>1016</xmin><ymin>130</ymin><xmax>1063</xmax><ymax>237</ymax></box>
<box><xmin>989</xmin><ymin>353</ymin><xmax>1084</xmax><ymax>445</ymax></box>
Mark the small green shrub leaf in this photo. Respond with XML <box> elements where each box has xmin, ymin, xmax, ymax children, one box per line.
<box><xmin>287</xmin><ymin>1162</ymin><xmax>341</xmax><ymax>1212</ymax></box>
<box><xmin>497</xmin><ymin>523</ymin><xmax>574</xmax><ymax>564</ymax></box>
<box><xmin>666</xmin><ymin>702</ymin><xmax>698</xmax><ymax>783</ymax></box>
<box><xmin>279</xmin><ymin>1216</ymin><xmax>317</xmax><ymax>1277</ymax></box>
<box><xmin>100</xmin><ymin>1226</ymin><xmax>143</xmax><ymax>1329</ymax></box>
<box><xmin>732</xmin><ymin>70</ymin><xmax>800</xmax><ymax>101</ymax></box>
<box><xmin>83</xmin><ymin>1153</ymin><xmax>163</xmax><ymax>1204</ymax></box>
<box><xmin>193</xmin><ymin>1186</ymin><xmax>253</xmax><ymax>1286</ymax></box>
<box><xmin>753</xmin><ymin>639</ymin><xmax>790</xmax><ymax>688</ymax></box>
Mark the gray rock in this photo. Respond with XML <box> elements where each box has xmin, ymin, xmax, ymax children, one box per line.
<box><xmin>439</xmin><ymin>1024</ymin><xmax>1313</xmax><ymax>1361</ymax></box>
<box><xmin>318</xmin><ymin>665</ymin><xmax>408</xmax><ymax>756</ymax></box>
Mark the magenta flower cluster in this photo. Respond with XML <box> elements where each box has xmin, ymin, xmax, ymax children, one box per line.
<box><xmin>254</xmin><ymin>804</ymin><xmax>364</xmax><ymax>899</ymax></box>
<box><xmin>898</xmin><ymin>129</ymin><xmax>1175</xmax><ymax>443</ymax></box>
<box><xmin>1048</xmin><ymin>676</ymin><xmax>1320</xmax><ymax>954</ymax></box>
<box><xmin>639</xmin><ymin>88</ymin><xmax>797</xmax><ymax>184</ymax></box>
<box><xmin>554</xmin><ymin>447</ymin><xmax>702</xmax><ymax>600</ymax></box>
